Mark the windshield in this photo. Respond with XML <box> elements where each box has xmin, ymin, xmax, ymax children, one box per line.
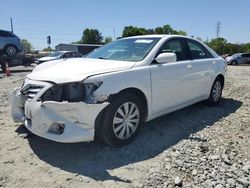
<box><xmin>231</xmin><ymin>53</ymin><xmax>242</xmax><ymax>58</ymax></box>
<box><xmin>86</xmin><ymin>38</ymin><xmax>161</xmax><ymax>62</ymax></box>
<box><xmin>49</xmin><ymin>51</ymin><xmax>64</xmax><ymax>57</ymax></box>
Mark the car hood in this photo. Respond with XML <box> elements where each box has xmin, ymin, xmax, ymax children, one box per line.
<box><xmin>38</xmin><ymin>56</ymin><xmax>59</xmax><ymax>62</ymax></box>
<box><xmin>28</xmin><ymin>58</ymin><xmax>135</xmax><ymax>83</ymax></box>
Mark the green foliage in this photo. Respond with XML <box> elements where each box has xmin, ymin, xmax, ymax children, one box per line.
<box><xmin>206</xmin><ymin>38</ymin><xmax>250</xmax><ymax>55</ymax></box>
<box><xmin>81</xmin><ymin>29</ymin><xmax>103</xmax><ymax>44</ymax></box>
<box><xmin>21</xmin><ymin>39</ymin><xmax>33</xmax><ymax>53</ymax></box>
<box><xmin>122</xmin><ymin>24</ymin><xmax>187</xmax><ymax>37</ymax></box>
<box><xmin>122</xmin><ymin>26</ymin><xmax>148</xmax><ymax>37</ymax></box>
<box><xmin>71</xmin><ymin>41</ymin><xmax>83</xmax><ymax>44</ymax></box>
<box><xmin>104</xmin><ymin>37</ymin><xmax>113</xmax><ymax>44</ymax></box>
<box><xmin>42</xmin><ymin>47</ymin><xmax>53</xmax><ymax>52</ymax></box>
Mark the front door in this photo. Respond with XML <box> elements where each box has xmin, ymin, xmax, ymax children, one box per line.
<box><xmin>150</xmin><ymin>38</ymin><xmax>194</xmax><ymax>114</ymax></box>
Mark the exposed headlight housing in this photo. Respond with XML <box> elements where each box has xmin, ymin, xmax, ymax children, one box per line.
<box><xmin>40</xmin><ymin>81</ymin><xmax>103</xmax><ymax>103</ymax></box>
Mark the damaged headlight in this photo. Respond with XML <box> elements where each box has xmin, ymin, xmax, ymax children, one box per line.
<box><xmin>84</xmin><ymin>81</ymin><xmax>103</xmax><ymax>103</ymax></box>
<box><xmin>40</xmin><ymin>81</ymin><xmax>103</xmax><ymax>103</ymax></box>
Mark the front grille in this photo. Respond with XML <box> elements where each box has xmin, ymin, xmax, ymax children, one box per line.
<box><xmin>21</xmin><ymin>84</ymin><xmax>44</xmax><ymax>101</ymax></box>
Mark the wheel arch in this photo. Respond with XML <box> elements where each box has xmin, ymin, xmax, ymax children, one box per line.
<box><xmin>215</xmin><ymin>74</ymin><xmax>225</xmax><ymax>89</ymax></box>
<box><xmin>108</xmin><ymin>87</ymin><xmax>148</xmax><ymax>122</ymax></box>
<box><xmin>94</xmin><ymin>87</ymin><xmax>148</xmax><ymax>133</ymax></box>
<box><xmin>4</xmin><ymin>43</ymin><xmax>17</xmax><ymax>49</ymax></box>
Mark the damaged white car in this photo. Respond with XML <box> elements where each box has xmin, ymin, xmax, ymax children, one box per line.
<box><xmin>12</xmin><ymin>35</ymin><xmax>226</xmax><ymax>146</ymax></box>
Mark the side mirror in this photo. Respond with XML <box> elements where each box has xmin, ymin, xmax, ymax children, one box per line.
<box><xmin>155</xmin><ymin>52</ymin><xmax>177</xmax><ymax>64</ymax></box>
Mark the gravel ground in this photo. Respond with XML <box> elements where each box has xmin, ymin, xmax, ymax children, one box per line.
<box><xmin>0</xmin><ymin>65</ymin><xmax>249</xmax><ymax>188</ymax></box>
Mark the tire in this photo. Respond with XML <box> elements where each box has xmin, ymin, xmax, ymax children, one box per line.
<box><xmin>98</xmin><ymin>92</ymin><xmax>144</xmax><ymax>147</ymax></box>
<box><xmin>4</xmin><ymin>44</ymin><xmax>18</xmax><ymax>57</ymax></box>
<box><xmin>231</xmin><ymin>61</ymin><xmax>238</xmax><ymax>65</ymax></box>
<box><xmin>207</xmin><ymin>78</ymin><xmax>223</xmax><ymax>105</ymax></box>
<box><xmin>0</xmin><ymin>62</ymin><xmax>6</xmax><ymax>73</ymax></box>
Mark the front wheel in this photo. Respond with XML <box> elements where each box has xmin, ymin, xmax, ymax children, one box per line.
<box><xmin>98</xmin><ymin>92</ymin><xmax>144</xmax><ymax>147</ymax></box>
<box><xmin>207</xmin><ymin>78</ymin><xmax>223</xmax><ymax>105</ymax></box>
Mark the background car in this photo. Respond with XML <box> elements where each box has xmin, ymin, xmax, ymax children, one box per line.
<box><xmin>226</xmin><ymin>53</ymin><xmax>250</xmax><ymax>65</ymax></box>
<box><xmin>37</xmin><ymin>51</ymin><xmax>82</xmax><ymax>63</ymax></box>
<box><xmin>0</xmin><ymin>30</ymin><xmax>23</xmax><ymax>57</ymax></box>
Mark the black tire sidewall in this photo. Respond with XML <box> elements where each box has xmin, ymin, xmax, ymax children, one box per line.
<box><xmin>0</xmin><ymin>62</ymin><xmax>6</xmax><ymax>73</ymax></box>
<box><xmin>100</xmin><ymin>93</ymin><xmax>144</xmax><ymax>147</ymax></box>
<box><xmin>232</xmin><ymin>61</ymin><xmax>237</xmax><ymax>65</ymax></box>
<box><xmin>207</xmin><ymin>78</ymin><xmax>223</xmax><ymax>105</ymax></box>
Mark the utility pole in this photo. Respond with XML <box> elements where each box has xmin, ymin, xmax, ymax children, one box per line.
<box><xmin>10</xmin><ymin>18</ymin><xmax>13</xmax><ymax>33</ymax></box>
<box><xmin>216</xmin><ymin>21</ymin><xmax>221</xmax><ymax>38</ymax></box>
<box><xmin>113</xmin><ymin>28</ymin><xmax>116</xmax><ymax>40</ymax></box>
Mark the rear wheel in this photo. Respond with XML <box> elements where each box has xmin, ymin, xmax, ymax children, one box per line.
<box><xmin>98</xmin><ymin>92</ymin><xmax>144</xmax><ymax>147</ymax></box>
<box><xmin>231</xmin><ymin>61</ymin><xmax>238</xmax><ymax>65</ymax></box>
<box><xmin>207</xmin><ymin>78</ymin><xmax>223</xmax><ymax>105</ymax></box>
<box><xmin>5</xmin><ymin>44</ymin><xmax>17</xmax><ymax>57</ymax></box>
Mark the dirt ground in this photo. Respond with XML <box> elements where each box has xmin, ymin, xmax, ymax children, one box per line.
<box><xmin>0</xmin><ymin>65</ymin><xmax>249</xmax><ymax>188</ymax></box>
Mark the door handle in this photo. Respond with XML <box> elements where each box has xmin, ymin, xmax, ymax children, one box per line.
<box><xmin>187</xmin><ymin>65</ymin><xmax>192</xmax><ymax>69</ymax></box>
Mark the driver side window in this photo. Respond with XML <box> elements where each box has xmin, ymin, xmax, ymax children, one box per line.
<box><xmin>159</xmin><ymin>39</ymin><xmax>188</xmax><ymax>61</ymax></box>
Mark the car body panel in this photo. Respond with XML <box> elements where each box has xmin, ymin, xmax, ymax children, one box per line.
<box><xmin>29</xmin><ymin>58</ymin><xmax>136</xmax><ymax>83</ymax></box>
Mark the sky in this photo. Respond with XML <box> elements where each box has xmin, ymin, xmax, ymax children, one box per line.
<box><xmin>0</xmin><ymin>0</ymin><xmax>249</xmax><ymax>49</ymax></box>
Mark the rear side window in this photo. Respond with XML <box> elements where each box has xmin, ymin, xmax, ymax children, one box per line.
<box><xmin>187</xmin><ymin>40</ymin><xmax>212</xmax><ymax>59</ymax></box>
<box><xmin>0</xmin><ymin>30</ymin><xmax>14</xmax><ymax>37</ymax></box>
<box><xmin>159</xmin><ymin>39</ymin><xmax>188</xmax><ymax>61</ymax></box>
<box><xmin>242</xmin><ymin>53</ymin><xmax>250</xmax><ymax>57</ymax></box>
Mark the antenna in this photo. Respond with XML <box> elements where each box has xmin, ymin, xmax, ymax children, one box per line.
<box><xmin>216</xmin><ymin>21</ymin><xmax>221</xmax><ymax>38</ymax></box>
<box><xmin>10</xmin><ymin>18</ymin><xmax>13</xmax><ymax>33</ymax></box>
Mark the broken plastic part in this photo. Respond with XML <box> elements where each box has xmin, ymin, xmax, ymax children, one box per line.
<box><xmin>48</xmin><ymin>122</ymin><xmax>65</xmax><ymax>135</ymax></box>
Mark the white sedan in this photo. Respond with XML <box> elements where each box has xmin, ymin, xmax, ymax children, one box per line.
<box><xmin>12</xmin><ymin>35</ymin><xmax>226</xmax><ymax>146</ymax></box>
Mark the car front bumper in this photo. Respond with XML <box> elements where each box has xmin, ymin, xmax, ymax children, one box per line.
<box><xmin>11</xmin><ymin>79</ymin><xmax>108</xmax><ymax>143</ymax></box>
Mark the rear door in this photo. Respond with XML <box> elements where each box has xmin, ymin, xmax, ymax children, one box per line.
<box><xmin>185</xmin><ymin>39</ymin><xmax>215</xmax><ymax>97</ymax></box>
<box><xmin>241</xmin><ymin>53</ymin><xmax>250</xmax><ymax>64</ymax></box>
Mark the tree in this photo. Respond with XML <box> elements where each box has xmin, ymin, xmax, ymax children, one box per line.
<box><xmin>21</xmin><ymin>39</ymin><xmax>33</xmax><ymax>53</ymax></box>
<box><xmin>81</xmin><ymin>29</ymin><xmax>103</xmax><ymax>44</ymax></box>
<box><xmin>122</xmin><ymin>26</ymin><xmax>148</xmax><ymax>37</ymax></box>
<box><xmin>154</xmin><ymin>25</ymin><xmax>187</xmax><ymax>36</ymax></box>
<box><xmin>104</xmin><ymin>37</ymin><xmax>113</xmax><ymax>44</ymax></box>
<box><xmin>122</xmin><ymin>24</ymin><xmax>187</xmax><ymax>37</ymax></box>
<box><xmin>42</xmin><ymin>47</ymin><xmax>53</xmax><ymax>52</ymax></box>
<box><xmin>207</xmin><ymin>38</ymin><xmax>228</xmax><ymax>55</ymax></box>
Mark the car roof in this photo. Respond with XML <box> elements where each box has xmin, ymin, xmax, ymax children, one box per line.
<box><xmin>0</xmin><ymin>29</ymin><xmax>11</xmax><ymax>33</ymax></box>
<box><xmin>123</xmin><ymin>34</ymin><xmax>202</xmax><ymax>41</ymax></box>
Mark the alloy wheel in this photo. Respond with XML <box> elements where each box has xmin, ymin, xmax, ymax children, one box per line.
<box><xmin>6</xmin><ymin>46</ymin><xmax>17</xmax><ymax>56</ymax></box>
<box><xmin>212</xmin><ymin>81</ymin><xmax>222</xmax><ymax>102</ymax></box>
<box><xmin>112</xmin><ymin>102</ymin><xmax>140</xmax><ymax>140</ymax></box>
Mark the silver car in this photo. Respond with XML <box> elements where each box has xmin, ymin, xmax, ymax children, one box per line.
<box><xmin>37</xmin><ymin>51</ymin><xmax>82</xmax><ymax>64</ymax></box>
<box><xmin>0</xmin><ymin>30</ymin><xmax>23</xmax><ymax>56</ymax></box>
<box><xmin>226</xmin><ymin>53</ymin><xmax>250</xmax><ymax>65</ymax></box>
